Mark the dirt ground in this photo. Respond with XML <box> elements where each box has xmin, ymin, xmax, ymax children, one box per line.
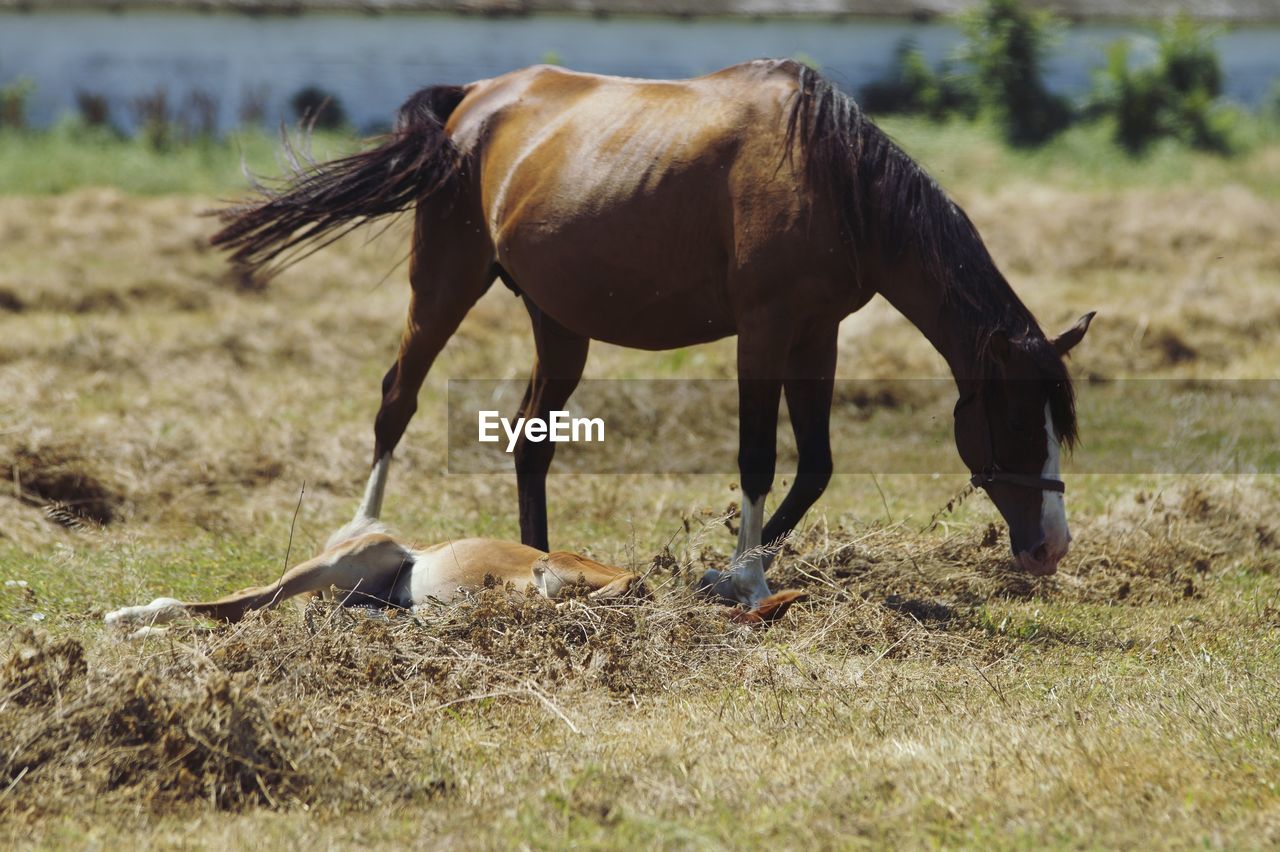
<box><xmin>1</xmin><ymin>178</ymin><xmax>1278</xmax><ymax>847</ymax></box>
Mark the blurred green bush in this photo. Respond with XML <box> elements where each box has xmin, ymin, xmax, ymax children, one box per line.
<box><xmin>859</xmin><ymin>41</ymin><xmax>977</xmax><ymax>121</ymax></box>
<box><xmin>0</xmin><ymin>77</ymin><xmax>35</xmax><ymax>130</ymax></box>
<box><xmin>957</xmin><ymin>0</ymin><xmax>1071</xmax><ymax>146</ymax></box>
<box><xmin>859</xmin><ymin>1</ymin><xmax>1261</xmax><ymax>158</ymax></box>
<box><xmin>861</xmin><ymin>0</ymin><xmax>1069</xmax><ymax>145</ymax></box>
<box><xmin>290</xmin><ymin>85</ymin><xmax>348</xmax><ymax>131</ymax></box>
<box><xmin>1088</xmin><ymin>17</ymin><xmax>1237</xmax><ymax>153</ymax></box>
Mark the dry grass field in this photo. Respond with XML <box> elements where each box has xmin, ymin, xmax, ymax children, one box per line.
<box><xmin>2</xmin><ymin>132</ymin><xmax>1279</xmax><ymax>847</ymax></box>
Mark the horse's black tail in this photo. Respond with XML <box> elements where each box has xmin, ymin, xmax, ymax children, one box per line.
<box><xmin>211</xmin><ymin>84</ymin><xmax>470</xmax><ymax>274</ymax></box>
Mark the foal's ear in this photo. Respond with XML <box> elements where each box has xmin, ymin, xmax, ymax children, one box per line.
<box><xmin>1051</xmin><ymin>311</ymin><xmax>1096</xmax><ymax>357</ymax></box>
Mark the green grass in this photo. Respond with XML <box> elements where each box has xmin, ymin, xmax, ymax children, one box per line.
<box><xmin>875</xmin><ymin>115</ymin><xmax>1280</xmax><ymax>196</ymax></box>
<box><xmin>2</xmin><ymin>115</ymin><xmax>1279</xmax><ymax>197</ymax></box>
<box><xmin>0</xmin><ymin>121</ymin><xmax>360</xmax><ymax>195</ymax></box>
<box><xmin>2</xmin><ymin>117</ymin><xmax>1279</xmax><ymax>847</ymax></box>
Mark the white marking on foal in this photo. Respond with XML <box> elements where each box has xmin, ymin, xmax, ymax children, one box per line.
<box><xmin>1040</xmin><ymin>402</ymin><xmax>1070</xmax><ymax>561</ymax></box>
<box><xmin>126</xmin><ymin>625</ymin><xmax>172</xmax><ymax>641</ymax></box>
<box><xmin>532</xmin><ymin>556</ymin><xmax>564</xmax><ymax>599</ymax></box>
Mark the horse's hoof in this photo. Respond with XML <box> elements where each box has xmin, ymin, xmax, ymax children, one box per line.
<box><xmin>697</xmin><ymin>568</ymin><xmax>769</xmax><ymax>609</ymax></box>
<box><xmin>696</xmin><ymin>568</ymin><xmax>738</xmax><ymax>605</ymax></box>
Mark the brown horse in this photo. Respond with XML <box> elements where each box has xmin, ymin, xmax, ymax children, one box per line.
<box><xmin>213</xmin><ymin>59</ymin><xmax>1093</xmax><ymax>609</ymax></box>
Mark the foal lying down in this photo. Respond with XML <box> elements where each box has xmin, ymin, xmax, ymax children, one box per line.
<box><xmin>105</xmin><ymin>517</ymin><xmax>804</xmax><ymax>636</ymax></box>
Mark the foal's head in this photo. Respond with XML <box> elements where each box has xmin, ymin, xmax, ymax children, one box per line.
<box><xmin>953</xmin><ymin>313</ymin><xmax>1094</xmax><ymax>575</ymax></box>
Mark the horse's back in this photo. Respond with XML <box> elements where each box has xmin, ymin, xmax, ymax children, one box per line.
<box><xmin>458</xmin><ymin>59</ymin><xmax>805</xmax><ymax>202</ymax></box>
<box><xmin>444</xmin><ymin>60</ymin><xmax>828</xmax><ymax>349</ymax></box>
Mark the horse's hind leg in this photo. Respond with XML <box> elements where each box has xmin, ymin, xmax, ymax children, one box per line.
<box><xmin>363</xmin><ymin>200</ymin><xmax>494</xmax><ymax>520</ymax></box>
<box><xmin>514</xmin><ymin>299</ymin><xmax>589</xmax><ymax>551</ymax></box>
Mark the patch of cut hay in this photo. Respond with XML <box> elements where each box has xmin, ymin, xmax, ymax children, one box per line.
<box><xmin>195</xmin><ymin>582</ymin><xmax>762</xmax><ymax>702</ymax></box>
<box><xmin>0</xmin><ymin>582</ymin><xmax>771</xmax><ymax>818</ymax></box>
<box><xmin>8</xmin><ymin>441</ymin><xmax>124</xmax><ymax>527</ymax></box>
<box><xmin>776</xmin><ymin>479</ymin><xmax>1278</xmax><ymax>612</ymax></box>
<box><xmin>1</xmin><ymin>627</ymin><xmax>86</xmax><ymax>707</ymax></box>
<box><xmin>0</xmin><ymin>628</ymin><xmax>435</xmax><ymax>817</ymax></box>
<box><xmin>0</xmin><ymin>575</ymin><xmax>968</xmax><ymax>817</ymax></box>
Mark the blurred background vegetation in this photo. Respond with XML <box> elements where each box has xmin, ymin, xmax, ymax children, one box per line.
<box><xmin>860</xmin><ymin>0</ymin><xmax>1270</xmax><ymax>154</ymax></box>
<box><xmin>0</xmin><ymin>0</ymin><xmax>1276</xmax><ymax>195</ymax></box>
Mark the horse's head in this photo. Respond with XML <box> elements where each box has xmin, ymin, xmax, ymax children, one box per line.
<box><xmin>953</xmin><ymin>313</ymin><xmax>1094</xmax><ymax>576</ymax></box>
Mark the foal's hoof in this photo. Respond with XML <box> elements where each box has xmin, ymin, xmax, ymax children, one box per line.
<box><xmin>726</xmin><ymin>589</ymin><xmax>808</xmax><ymax>626</ymax></box>
<box><xmin>104</xmin><ymin>598</ymin><xmax>185</xmax><ymax>629</ymax></box>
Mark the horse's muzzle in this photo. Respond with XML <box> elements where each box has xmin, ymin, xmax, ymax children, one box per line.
<box><xmin>1015</xmin><ymin>538</ymin><xmax>1070</xmax><ymax>576</ymax></box>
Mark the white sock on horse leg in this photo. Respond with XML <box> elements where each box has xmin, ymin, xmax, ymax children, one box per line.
<box><xmin>322</xmin><ymin>454</ymin><xmax>395</xmax><ymax>551</ymax></box>
<box><xmin>356</xmin><ymin>453</ymin><xmax>392</xmax><ymax>521</ymax></box>
<box><xmin>729</xmin><ymin>493</ymin><xmax>772</xmax><ymax>604</ymax></box>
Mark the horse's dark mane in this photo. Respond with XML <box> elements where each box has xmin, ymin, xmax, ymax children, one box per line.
<box><xmin>785</xmin><ymin>65</ymin><xmax>1076</xmax><ymax>447</ymax></box>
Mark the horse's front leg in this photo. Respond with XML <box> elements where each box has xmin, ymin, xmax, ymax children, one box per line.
<box><xmin>759</xmin><ymin>326</ymin><xmax>838</xmax><ymax>571</ymax></box>
<box><xmin>513</xmin><ymin>298</ymin><xmax>590</xmax><ymax>551</ymax></box>
<box><xmin>699</xmin><ymin>331</ymin><xmax>786</xmax><ymax>608</ymax></box>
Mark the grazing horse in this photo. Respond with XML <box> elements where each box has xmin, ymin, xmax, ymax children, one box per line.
<box><xmin>213</xmin><ymin>60</ymin><xmax>1093</xmax><ymax>610</ymax></box>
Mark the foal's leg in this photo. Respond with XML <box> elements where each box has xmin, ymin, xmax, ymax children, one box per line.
<box><xmin>759</xmin><ymin>327</ymin><xmax>838</xmax><ymax>571</ymax></box>
<box><xmin>105</xmin><ymin>534</ymin><xmax>415</xmax><ymax>628</ymax></box>
<box><xmin>699</xmin><ymin>329</ymin><xmax>787</xmax><ymax>608</ymax></box>
<box><xmin>365</xmin><ymin>201</ymin><xmax>495</xmax><ymax>519</ymax></box>
<box><xmin>514</xmin><ymin>299</ymin><xmax>590</xmax><ymax>551</ymax></box>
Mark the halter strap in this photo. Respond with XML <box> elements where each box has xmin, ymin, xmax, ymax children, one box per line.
<box><xmin>970</xmin><ymin>469</ymin><xmax>1066</xmax><ymax>493</ymax></box>
<box><xmin>956</xmin><ymin>391</ymin><xmax>1066</xmax><ymax>495</ymax></box>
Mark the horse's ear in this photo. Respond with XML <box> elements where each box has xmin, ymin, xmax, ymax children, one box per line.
<box><xmin>1051</xmin><ymin>311</ymin><xmax>1096</xmax><ymax>357</ymax></box>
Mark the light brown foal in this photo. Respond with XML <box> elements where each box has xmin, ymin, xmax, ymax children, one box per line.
<box><xmin>105</xmin><ymin>504</ymin><xmax>804</xmax><ymax>635</ymax></box>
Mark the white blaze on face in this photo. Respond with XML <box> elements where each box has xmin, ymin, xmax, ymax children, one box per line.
<box><xmin>1040</xmin><ymin>402</ymin><xmax>1070</xmax><ymax>562</ymax></box>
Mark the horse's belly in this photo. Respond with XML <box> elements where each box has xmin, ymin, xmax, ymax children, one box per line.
<box><xmin>529</xmin><ymin>275</ymin><xmax>734</xmax><ymax>348</ymax></box>
<box><xmin>499</xmin><ymin>224</ymin><xmax>735</xmax><ymax>348</ymax></box>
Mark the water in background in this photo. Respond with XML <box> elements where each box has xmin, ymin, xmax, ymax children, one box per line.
<box><xmin>0</xmin><ymin>11</ymin><xmax>1277</xmax><ymax>132</ymax></box>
